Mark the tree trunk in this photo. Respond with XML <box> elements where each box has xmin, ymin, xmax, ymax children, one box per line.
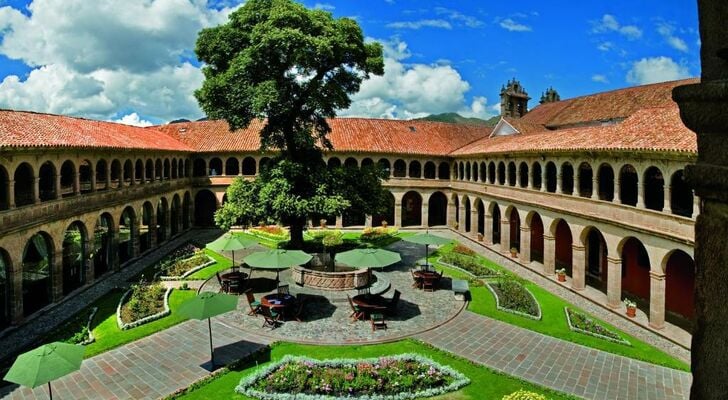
<box><xmin>288</xmin><ymin>219</ymin><xmax>305</xmax><ymax>249</ymax></box>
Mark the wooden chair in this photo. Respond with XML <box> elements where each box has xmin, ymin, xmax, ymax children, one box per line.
<box><xmin>228</xmin><ymin>278</ymin><xmax>241</xmax><ymax>294</ymax></box>
<box><xmin>261</xmin><ymin>306</ymin><xmax>281</xmax><ymax>329</ymax></box>
<box><xmin>370</xmin><ymin>312</ymin><xmax>387</xmax><ymax>331</ymax></box>
<box><xmin>292</xmin><ymin>295</ymin><xmax>307</xmax><ymax>322</ymax></box>
<box><xmin>244</xmin><ymin>289</ymin><xmax>261</xmax><ymax>316</ymax></box>
<box><xmin>216</xmin><ymin>272</ymin><xmax>229</xmax><ymax>293</ymax></box>
<box><xmin>347</xmin><ymin>295</ymin><xmax>364</xmax><ymax>321</ymax></box>
<box><xmin>411</xmin><ymin>269</ymin><xmax>423</xmax><ymax>289</ymax></box>
<box><xmin>277</xmin><ymin>284</ymin><xmax>290</xmax><ymax>295</ymax></box>
<box><xmin>422</xmin><ymin>277</ymin><xmax>435</xmax><ymax>292</ymax></box>
<box><xmin>386</xmin><ymin>290</ymin><xmax>401</xmax><ymax>315</ymax></box>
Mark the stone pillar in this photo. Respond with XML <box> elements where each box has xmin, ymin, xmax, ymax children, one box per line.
<box><xmin>614</xmin><ymin>180</ymin><xmax>621</xmax><ymax>204</ymax></box>
<box><xmin>470</xmin><ymin>209</ymin><xmax>479</xmax><ymax>240</ymax></box>
<box><xmin>10</xmin><ymin>262</ymin><xmax>23</xmax><ymax>324</ymax></box>
<box><xmin>693</xmin><ymin>194</ymin><xmax>700</xmax><ymax>219</ymax></box>
<box><xmin>421</xmin><ymin>203</ymin><xmax>429</xmax><ymax>228</ymax></box>
<box><xmin>543</xmin><ymin>234</ymin><xmax>556</xmax><ymax>275</ymax></box>
<box><xmin>648</xmin><ymin>271</ymin><xmax>666</xmax><ymax>329</ymax></box>
<box><xmin>446</xmin><ymin>201</ymin><xmax>456</xmax><ymax>228</ymax></box>
<box><xmin>52</xmin><ymin>251</ymin><xmax>64</xmax><ymax>302</ymax></box>
<box><xmin>500</xmin><ymin>218</ymin><xmax>510</xmax><ymax>253</ymax></box>
<box><xmin>90</xmin><ymin>170</ymin><xmax>96</xmax><ymax>192</ymax></box>
<box><xmin>335</xmin><ymin>215</ymin><xmax>343</xmax><ymax>229</ymax></box>
<box><xmin>664</xmin><ymin>184</ymin><xmax>673</xmax><ymax>214</ymax></box>
<box><xmin>394</xmin><ymin>202</ymin><xmax>402</xmax><ymax>227</ymax></box>
<box><xmin>637</xmin><ymin>183</ymin><xmax>646</xmax><ymax>208</ymax></box>
<box><xmin>84</xmin><ymin>237</ymin><xmax>95</xmax><ymax>286</ymax></box>
<box><xmin>519</xmin><ymin>226</ymin><xmax>531</xmax><ymax>263</ymax></box>
<box><xmin>33</xmin><ymin>178</ymin><xmax>40</xmax><ymax>204</ymax></box>
<box><xmin>591</xmin><ymin>178</ymin><xmax>599</xmax><ymax>200</ymax></box>
<box><xmin>556</xmin><ymin>173</ymin><xmax>563</xmax><ymax>194</ymax></box>
<box><xmin>54</xmin><ymin>174</ymin><xmax>61</xmax><ymax>199</ymax></box>
<box><xmin>131</xmin><ymin>224</ymin><xmax>140</xmax><ymax>259</ymax></box>
<box><xmin>110</xmin><ymin>233</ymin><xmax>121</xmax><ymax>271</ymax></box>
<box><xmin>483</xmin><ymin>215</ymin><xmax>493</xmax><ymax>245</ymax></box>
<box><xmin>105</xmin><ymin>165</ymin><xmax>112</xmax><ymax>189</ymax></box>
<box><xmin>458</xmin><ymin>203</ymin><xmax>466</xmax><ymax>233</ymax></box>
<box><xmin>540</xmin><ymin>177</ymin><xmax>547</xmax><ymax>192</ymax></box>
<box><xmin>73</xmin><ymin>170</ymin><xmax>80</xmax><ymax>195</ymax></box>
<box><xmin>149</xmin><ymin>221</ymin><xmax>158</xmax><ymax>249</ymax></box>
<box><xmin>571</xmin><ymin>245</ymin><xmax>586</xmax><ymax>290</ymax></box>
<box><xmin>606</xmin><ymin>256</ymin><xmax>622</xmax><ymax>308</ymax></box>
<box><xmin>7</xmin><ymin>179</ymin><xmax>15</xmax><ymax>208</ymax></box>
<box><xmin>364</xmin><ymin>215</ymin><xmax>373</xmax><ymax>228</ymax></box>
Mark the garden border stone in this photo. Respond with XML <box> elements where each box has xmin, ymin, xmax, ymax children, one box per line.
<box><xmin>116</xmin><ymin>287</ymin><xmax>173</xmax><ymax>330</ymax></box>
<box><xmin>159</xmin><ymin>255</ymin><xmax>216</xmax><ymax>281</ymax></box>
<box><xmin>79</xmin><ymin>306</ymin><xmax>99</xmax><ymax>345</ymax></box>
<box><xmin>564</xmin><ymin>307</ymin><xmax>631</xmax><ymax>346</ymax></box>
<box><xmin>485</xmin><ymin>281</ymin><xmax>542</xmax><ymax>321</ymax></box>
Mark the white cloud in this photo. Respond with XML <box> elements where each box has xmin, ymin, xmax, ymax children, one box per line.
<box><xmin>114</xmin><ymin>112</ymin><xmax>153</xmax><ymax>127</ymax></box>
<box><xmin>592</xmin><ymin>14</ymin><xmax>642</xmax><ymax>40</ymax></box>
<box><xmin>434</xmin><ymin>7</ymin><xmax>483</xmax><ymax>28</ymax></box>
<box><xmin>626</xmin><ymin>56</ymin><xmax>690</xmax><ymax>84</ymax></box>
<box><xmin>591</xmin><ymin>74</ymin><xmax>609</xmax><ymax>83</ymax></box>
<box><xmin>597</xmin><ymin>41</ymin><xmax>614</xmax><ymax>51</ymax></box>
<box><xmin>499</xmin><ymin>18</ymin><xmax>531</xmax><ymax>32</ymax></box>
<box><xmin>313</xmin><ymin>3</ymin><xmax>335</xmax><ymax>11</ymax></box>
<box><xmin>340</xmin><ymin>38</ymin><xmax>496</xmax><ymax>120</ymax></box>
<box><xmin>387</xmin><ymin>19</ymin><xmax>452</xmax><ymax>30</ymax></box>
<box><xmin>0</xmin><ymin>0</ymin><xmax>241</xmax><ymax>121</ymax></box>
<box><xmin>657</xmin><ymin>22</ymin><xmax>688</xmax><ymax>52</ymax></box>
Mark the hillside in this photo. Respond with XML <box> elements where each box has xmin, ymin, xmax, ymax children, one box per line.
<box><xmin>414</xmin><ymin>112</ymin><xmax>499</xmax><ymax>127</ymax></box>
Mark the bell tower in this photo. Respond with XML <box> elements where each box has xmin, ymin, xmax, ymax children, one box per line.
<box><xmin>500</xmin><ymin>78</ymin><xmax>530</xmax><ymax>118</ymax></box>
<box><xmin>540</xmin><ymin>87</ymin><xmax>561</xmax><ymax>104</ymax></box>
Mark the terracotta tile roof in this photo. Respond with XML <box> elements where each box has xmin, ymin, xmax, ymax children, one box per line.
<box><xmin>521</xmin><ymin>78</ymin><xmax>699</xmax><ymax>128</ymax></box>
<box><xmin>501</xmin><ymin>117</ymin><xmax>548</xmax><ymax>135</ymax></box>
<box><xmin>0</xmin><ymin>110</ymin><xmax>192</xmax><ymax>152</ymax></box>
<box><xmin>157</xmin><ymin>118</ymin><xmax>491</xmax><ymax>156</ymax></box>
<box><xmin>451</xmin><ymin>104</ymin><xmax>696</xmax><ymax>156</ymax></box>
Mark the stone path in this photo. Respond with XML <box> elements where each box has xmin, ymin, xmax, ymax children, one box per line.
<box><xmin>417</xmin><ymin>310</ymin><xmax>692</xmax><ymax>400</ymax></box>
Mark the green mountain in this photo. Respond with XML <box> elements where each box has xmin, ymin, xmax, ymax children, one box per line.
<box><xmin>414</xmin><ymin>112</ymin><xmax>499</xmax><ymax>127</ymax></box>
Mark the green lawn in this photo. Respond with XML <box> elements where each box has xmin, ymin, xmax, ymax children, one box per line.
<box><xmin>184</xmin><ymin>249</ymin><xmax>234</xmax><ymax>280</ymax></box>
<box><xmin>428</xmin><ymin>246</ymin><xmax>690</xmax><ymax>371</ymax></box>
<box><xmin>169</xmin><ymin>340</ymin><xmax>577</xmax><ymax>400</ymax></box>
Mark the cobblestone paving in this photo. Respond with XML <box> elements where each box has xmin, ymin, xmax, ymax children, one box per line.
<box><xmin>202</xmin><ymin>240</ymin><xmax>465</xmax><ymax>344</ymax></box>
<box><xmin>418</xmin><ymin>311</ymin><xmax>692</xmax><ymax>400</ymax></box>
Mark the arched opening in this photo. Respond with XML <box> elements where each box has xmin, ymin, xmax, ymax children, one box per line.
<box><xmin>0</xmin><ymin>166</ymin><xmax>8</xmax><ymax>210</ymax></box>
<box><xmin>497</xmin><ymin>162</ymin><xmax>506</xmax><ymax>185</ymax></box>
<box><xmin>135</xmin><ymin>160</ymin><xmax>144</xmax><ymax>184</ymax></box>
<box><xmin>163</xmin><ymin>159</ymin><xmax>171</xmax><ymax>179</ymax></box>
<box><xmin>472</xmin><ymin>162</ymin><xmax>479</xmax><ymax>182</ymax></box>
<box><xmin>193</xmin><ymin>158</ymin><xmax>207</xmax><ymax>177</ymax></box>
<box><xmin>476</xmin><ymin>199</ymin><xmax>485</xmax><ymax>238</ymax></box>
<box><xmin>184</xmin><ymin>159</ymin><xmax>190</xmax><ymax>177</ymax></box>
<box><xmin>561</xmin><ymin>162</ymin><xmax>574</xmax><ymax>195</ymax></box>
<box><xmin>670</xmin><ymin>170</ymin><xmax>693</xmax><ymax>217</ymax></box>
<box><xmin>665</xmin><ymin>250</ymin><xmax>695</xmax><ymax>326</ymax></box>
<box><xmin>327</xmin><ymin>157</ymin><xmax>341</xmax><ymax>169</ymax></box>
<box><xmin>479</xmin><ymin>162</ymin><xmax>487</xmax><ymax>183</ymax></box>
<box><xmin>171</xmin><ymin>159</ymin><xmax>178</xmax><ymax>179</ymax></box>
<box><xmin>62</xmin><ymin>222</ymin><xmax>86</xmax><ymax>295</ymax></box>
<box><xmin>428</xmin><ymin>192</ymin><xmax>447</xmax><ymax>226</ymax></box>
<box><xmin>519</xmin><ymin>162</ymin><xmax>529</xmax><ymax>188</ymax></box>
<box><xmin>554</xmin><ymin>219</ymin><xmax>573</xmax><ymax>276</ymax></box>
<box><xmin>194</xmin><ymin>190</ymin><xmax>218</xmax><ymax>227</ymax></box>
<box><xmin>242</xmin><ymin>157</ymin><xmax>257</xmax><ymax>175</ymax></box>
<box><xmin>545</xmin><ymin>162</ymin><xmax>557</xmax><ymax>193</ymax></box>
<box><xmin>409</xmin><ymin>161</ymin><xmax>422</xmax><ymax>178</ymax></box>
<box><xmin>377</xmin><ymin>159</ymin><xmax>391</xmax><ymax>177</ymax></box>
<box><xmin>488</xmin><ymin>162</ymin><xmax>496</xmax><ymax>184</ymax></box>
<box><xmin>110</xmin><ymin>160</ymin><xmax>122</xmax><ymax>189</ymax></box>
<box><xmin>140</xmin><ymin>202</ymin><xmax>154</xmax><ymax>253</ymax></box>
<box><xmin>458</xmin><ymin>163</ymin><xmax>464</xmax><ymax>180</ymax></box>
<box><xmin>344</xmin><ymin>157</ymin><xmax>358</xmax><ymax>169</ymax></box>
<box><xmin>60</xmin><ymin>160</ymin><xmax>76</xmax><ymax>197</ymax></box>
<box><xmin>38</xmin><ymin>161</ymin><xmax>56</xmax><ymax>201</ymax></box>
<box><xmin>145</xmin><ymin>159</ymin><xmax>154</xmax><ymax>182</ymax></box>
<box><xmin>620</xmin><ymin>237</ymin><xmax>651</xmax><ymax>314</ymax></box>
<box><xmin>171</xmin><ymin>195</ymin><xmax>181</xmax><ymax>236</ymax></box>
<box><xmin>393</xmin><ymin>159</ymin><xmax>406</xmax><ymax>178</ymax></box>
<box><xmin>528</xmin><ymin>212</ymin><xmax>544</xmax><ymax>263</ymax></box>
<box><xmin>452</xmin><ymin>194</ymin><xmax>460</xmax><ymax>227</ymax></box>
<box><xmin>438</xmin><ymin>162</ymin><xmax>450</xmax><ymax>180</ymax></box>
<box><xmin>123</xmin><ymin>160</ymin><xmax>133</xmax><ymax>186</ymax></box>
<box><xmin>119</xmin><ymin>207</ymin><xmax>136</xmax><ymax>264</ymax></box>
<box><xmin>532</xmin><ymin>162</ymin><xmax>542</xmax><ymax>190</ymax></box>
<box><xmin>79</xmin><ymin>160</ymin><xmax>93</xmax><ymax>194</ymax></box>
<box><xmin>342</xmin><ymin>208</ymin><xmax>365</xmax><ymax>227</ymax></box>
<box><xmin>22</xmin><ymin>232</ymin><xmax>53</xmax><ymax>316</ymax></box>
<box><xmin>424</xmin><ymin>162</ymin><xmax>436</xmax><ymax>179</ymax></box>
<box><xmin>155</xmin><ymin>159</ymin><xmax>163</xmax><ymax>180</ymax></box>
<box><xmin>465</xmin><ymin>163</ymin><xmax>471</xmax><ymax>181</ymax></box>
<box><xmin>463</xmin><ymin>196</ymin><xmax>471</xmax><ymax>232</ymax></box>
<box><xmin>508</xmin><ymin>207</ymin><xmax>520</xmax><ymax>252</ymax></box>
<box><xmin>644</xmin><ymin>166</ymin><xmax>665</xmax><ymax>211</ymax></box>
<box><xmin>507</xmin><ymin>162</ymin><xmax>516</xmax><ymax>186</ymax></box>
<box><xmin>182</xmin><ymin>192</ymin><xmax>191</xmax><ymax>230</ymax></box>
<box><xmin>361</xmin><ymin>158</ymin><xmax>374</xmax><ymax>168</ymax></box>
<box><xmin>619</xmin><ymin>165</ymin><xmax>638</xmax><ymax>206</ymax></box>
<box><xmin>0</xmin><ymin>249</ymin><xmax>10</xmax><ymax>329</ymax></box>
<box><xmin>209</xmin><ymin>158</ymin><xmax>223</xmax><ymax>176</ymax></box>
<box><xmin>491</xmin><ymin>203</ymin><xmax>501</xmax><ymax>244</ymax></box>
<box><xmin>94</xmin><ymin>213</ymin><xmax>114</xmax><ymax>277</ymax></box>
<box><xmin>584</xmin><ymin>227</ymin><xmax>608</xmax><ymax>293</ymax></box>
<box><xmin>95</xmin><ymin>160</ymin><xmax>108</xmax><ymax>191</ymax></box>
<box><xmin>157</xmin><ymin>198</ymin><xmax>168</xmax><ymax>244</ymax></box>
<box><xmin>578</xmin><ymin>162</ymin><xmax>593</xmax><ymax>198</ymax></box>
<box><xmin>14</xmin><ymin>163</ymin><xmax>35</xmax><ymax>207</ymax></box>
<box><xmin>598</xmin><ymin>164</ymin><xmax>614</xmax><ymax>201</ymax></box>
<box><xmin>372</xmin><ymin>191</ymin><xmax>395</xmax><ymax>227</ymax></box>
<box><xmin>225</xmin><ymin>157</ymin><xmax>239</xmax><ymax>176</ymax></box>
<box><xmin>401</xmin><ymin>191</ymin><xmax>422</xmax><ymax>226</ymax></box>
<box><xmin>178</xmin><ymin>159</ymin><xmax>185</xmax><ymax>178</ymax></box>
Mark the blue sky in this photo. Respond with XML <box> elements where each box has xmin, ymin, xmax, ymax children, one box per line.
<box><xmin>0</xmin><ymin>0</ymin><xmax>699</xmax><ymax>125</ymax></box>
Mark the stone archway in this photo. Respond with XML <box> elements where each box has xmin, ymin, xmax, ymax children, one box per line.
<box><xmin>527</xmin><ymin>212</ymin><xmax>544</xmax><ymax>263</ymax></box>
<box><xmin>583</xmin><ymin>227</ymin><xmax>608</xmax><ymax>294</ymax></box>
<box><xmin>620</xmin><ymin>237</ymin><xmax>651</xmax><ymax>314</ymax></box>
<box><xmin>664</xmin><ymin>249</ymin><xmax>695</xmax><ymax>325</ymax></box>
<box><xmin>0</xmin><ymin>248</ymin><xmax>10</xmax><ymax>329</ymax></box>
<box><xmin>62</xmin><ymin>221</ymin><xmax>87</xmax><ymax>295</ymax></box>
<box><xmin>94</xmin><ymin>213</ymin><xmax>115</xmax><ymax>277</ymax></box>
<box><xmin>401</xmin><ymin>191</ymin><xmax>422</xmax><ymax>227</ymax></box>
<box><xmin>119</xmin><ymin>207</ymin><xmax>136</xmax><ymax>265</ymax></box>
<box><xmin>194</xmin><ymin>190</ymin><xmax>218</xmax><ymax>227</ymax></box>
<box><xmin>553</xmin><ymin>219</ymin><xmax>573</xmax><ymax>276</ymax></box>
<box><xmin>22</xmin><ymin>232</ymin><xmax>54</xmax><ymax>316</ymax></box>
<box><xmin>428</xmin><ymin>191</ymin><xmax>447</xmax><ymax>227</ymax></box>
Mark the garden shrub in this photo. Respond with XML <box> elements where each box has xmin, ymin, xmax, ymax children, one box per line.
<box><xmin>452</xmin><ymin>244</ymin><xmax>475</xmax><ymax>256</ymax></box>
<box><xmin>488</xmin><ymin>278</ymin><xmax>540</xmax><ymax>318</ymax></box>
<box><xmin>121</xmin><ymin>282</ymin><xmax>166</xmax><ymax>323</ymax></box>
<box><xmin>249</xmin><ymin>225</ymin><xmax>290</xmax><ymax>241</ymax></box>
<box><xmin>162</xmin><ymin>252</ymin><xmax>209</xmax><ymax>277</ymax></box>
<box><xmin>360</xmin><ymin>226</ymin><xmax>399</xmax><ymax>243</ymax></box>
<box><xmin>440</xmin><ymin>252</ymin><xmax>498</xmax><ymax>277</ymax></box>
<box><xmin>502</xmin><ymin>389</ymin><xmax>548</xmax><ymax>400</ymax></box>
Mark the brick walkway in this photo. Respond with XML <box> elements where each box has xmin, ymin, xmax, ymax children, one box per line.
<box><xmin>2</xmin><ymin>318</ymin><xmax>270</xmax><ymax>400</ymax></box>
<box><xmin>417</xmin><ymin>310</ymin><xmax>692</xmax><ymax>400</ymax></box>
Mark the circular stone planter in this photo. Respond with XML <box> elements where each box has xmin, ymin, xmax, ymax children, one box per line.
<box><xmin>292</xmin><ymin>265</ymin><xmax>371</xmax><ymax>290</ymax></box>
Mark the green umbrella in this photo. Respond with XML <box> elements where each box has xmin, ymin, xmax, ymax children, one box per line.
<box><xmin>243</xmin><ymin>249</ymin><xmax>312</xmax><ymax>282</ymax></box>
<box><xmin>404</xmin><ymin>232</ymin><xmax>451</xmax><ymax>268</ymax></box>
<box><xmin>335</xmin><ymin>248</ymin><xmax>402</xmax><ymax>269</ymax></box>
<box><xmin>206</xmin><ymin>232</ymin><xmax>258</xmax><ymax>267</ymax></box>
<box><xmin>4</xmin><ymin>342</ymin><xmax>85</xmax><ymax>399</ymax></box>
<box><xmin>178</xmin><ymin>292</ymin><xmax>238</xmax><ymax>368</ymax></box>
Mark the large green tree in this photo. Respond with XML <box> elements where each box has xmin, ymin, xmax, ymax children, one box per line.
<box><xmin>194</xmin><ymin>0</ymin><xmax>386</xmax><ymax>247</ymax></box>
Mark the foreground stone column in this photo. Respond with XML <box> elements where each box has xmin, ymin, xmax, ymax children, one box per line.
<box><xmin>500</xmin><ymin>218</ymin><xmax>510</xmax><ymax>254</ymax></box>
<box><xmin>446</xmin><ymin>201</ymin><xmax>456</xmax><ymax>228</ymax></box>
<box><xmin>606</xmin><ymin>256</ymin><xmax>622</xmax><ymax>308</ymax></box>
<box><xmin>469</xmin><ymin>209</ymin><xmax>478</xmax><ymax>240</ymax></box>
<box><xmin>483</xmin><ymin>215</ymin><xmax>493</xmax><ymax>245</ymax></box>
<box><xmin>421</xmin><ymin>203</ymin><xmax>429</xmax><ymax>228</ymax></box>
<box><xmin>571</xmin><ymin>245</ymin><xmax>586</xmax><ymax>290</ymax></box>
<box><xmin>458</xmin><ymin>203</ymin><xmax>466</xmax><ymax>233</ymax></box>
<box><xmin>519</xmin><ymin>226</ymin><xmax>531</xmax><ymax>263</ymax></box>
<box><xmin>394</xmin><ymin>202</ymin><xmax>402</xmax><ymax>227</ymax></box>
<box><xmin>648</xmin><ymin>271</ymin><xmax>666</xmax><ymax>329</ymax></box>
<box><xmin>543</xmin><ymin>234</ymin><xmax>555</xmax><ymax>275</ymax></box>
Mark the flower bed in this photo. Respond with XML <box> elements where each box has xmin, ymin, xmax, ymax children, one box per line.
<box><xmin>564</xmin><ymin>308</ymin><xmax>630</xmax><ymax>345</ymax></box>
<box><xmin>438</xmin><ymin>253</ymin><xmax>499</xmax><ymax>277</ymax></box>
<box><xmin>249</xmin><ymin>226</ymin><xmax>290</xmax><ymax>241</ymax></box>
<box><xmin>502</xmin><ymin>389</ymin><xmax>548</xmax><ymax>400</ymax></box>
<box><xmin>236</xmin><ymin>354</ymin><xmax>469</xmax><ymax>399</ymax></box>
<box><xmin>159</xmin><ymin>252</ymin><xmax>216</xmax><ymax>280</ymax></box>
<box><xmin>486</xmin><ymin>280</ymin><xmax>541</xmax><ymax>320</ymax></box>
<box><xmin>360</xmin><ymin>226</ymin><xmax>399</xmax><ymax>243</ymax></box>
<box><xmin>117</xmin><ymin>283</ymin><xmax>172</xmax><ymax>330</ymax></box>
<box><xmin>452</xmin><ymin>244</ymin><xmax>476</xmax><ymax>257</ymax></box>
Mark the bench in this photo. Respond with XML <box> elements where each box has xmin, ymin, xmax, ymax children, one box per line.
<box><xmin>452</xmin><ymin>279</ymin><xmax>469</xmax><ymax>301</ymax></box>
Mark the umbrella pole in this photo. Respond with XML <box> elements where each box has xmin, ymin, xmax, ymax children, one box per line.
<box><xmin>48</xmin><ymin>382</ymin><xmax>52</xmax><ymax>400</ymax></box>
<box><xmin>208</xmin><ymin>318</ymin><xmax>215</xmax><ymax>368</ymax></box>
<box><xmin>425</xmin><ymin>244</ymin><xmax>429</xmax><ymax>268</ymax></box>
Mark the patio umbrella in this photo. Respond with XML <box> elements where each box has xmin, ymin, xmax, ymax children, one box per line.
<box><xmin>206</xmin><ymin>232</ymin><xmax>258</xmax><ymax>267</ymax></box>
<box><xmin>4</xmin><ymin>341</ymin><xmax>85</xmax><ymax>400</ymax></box>
<box><xmin>178</xmin><ymin>292</ymin><xmax>238</xmax><ymax>368</ymax></box>
<box><xmin>404</xmin><ymin>232</ymin><xmax>451</xmax><ymax>268</ymax></box>
<box><xmin>335</xmin><ymin>248</ymin><xmax>402</xmax><ymax>269</ymax></box>
<box><xmin>243</xmin><ymin>249</ymin><xmax>312</xmax><ymax>283</ymax></box>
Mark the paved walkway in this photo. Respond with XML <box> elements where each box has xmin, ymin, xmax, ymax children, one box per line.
<box><xmin>417</xmin><ymin>310</ymin><xmax>692</xmax><ymax>400</ymax></box>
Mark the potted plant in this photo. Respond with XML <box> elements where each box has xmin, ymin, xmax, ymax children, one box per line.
<box><xmin>555</xmin><ymin>268</ymin><xmax>566</xmax><ymax>282</ymax></box>
<box><xmin>477</xmin><ymin>233</ymin><xmax>483</xmax><ymax>241</ymax></box>
<box><xmin>381</xmin><ymin>220</ymin><xmax>388</xmax><ymax>228</ymax></box>
<box><xmin>509</xmin><ymin>247</ymin><xmax>518</xmax><ymax>258</ymax></box>
<box><xmin>319</xmin><ymin>218</ymin><xmax>327</xmax><ymax>228</ymax></box>
<box><xmin>624</xmin><ymin>299</ymin><xmax>637</xmax><ymax>317</ymax></box>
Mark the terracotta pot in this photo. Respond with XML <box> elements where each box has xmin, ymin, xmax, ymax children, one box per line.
<box><xmin>382</xmin><ymin>221</ymin><xmax>388</xmax><ymax>228</ymax></box>
<box><xmin>557</xmin><ymin>273</ymin><xmax>566</xmax><ymax>282</ymax></box>
<box><xmin>510</xmin><ymin>251</ymin><xmax>518</xmax><ymax>258</ymax></box>
<box><xmin>626</xmin><ymin>306</ymin><xmax>636</xmax><ymax>318</ymax></box>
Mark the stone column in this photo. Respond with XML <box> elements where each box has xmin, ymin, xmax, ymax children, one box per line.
<box><xmin>7</xmin><ymin>179</ymin><xmax>15</xmax><ymax>208</ymax></box>
<box><xmin>571</xmin><ymin>245</ymin><xmax>586</xmax><ymax>290</ymax></box>
<box><xmin>483</xmin><ymin>214</ymin><xmax>493</xmax><ymax>245</ymax></box>
<box><xmin>84</xmin><ymin>237</ymin><xmax>95</xmax><ymax>286</ymax></box>
<box><xmin>606</xmin><ymin>256</ymin><xmax>622</xmax><ymax>308</ymax></box>
<box><xmin>470</xmin><ymin>209</ymin><xmax>479</xmax><ymax>240</ymax></box>
<box><xmin>110</xmin><ymin>233</ymin><xmax>121</xmax><ymax>271</ymax></box>
<box><xmin>693</xmin><ymin>194</ymin><xmax>700</xmax><ymax>219</ymax></box>
<box><xmin>54</xmin><ymin>174</ymin><xmax>61</xmax><ymax>199</ymax></box>
<box><xmin>421</xmin><ymin>203</ymin><xmax>429</xmax><ymax>228</ymax></box>
<box><xmin>52</xmin><ymin>251</ymin><xmax>64</xmax><ymax>302</ymax></box>
<box><xmin>540</xmin><ymin>176</ymin><xmax>547</xmax><ymax>192</ymax></box>
<box><xmin>73</xmin><ymin>170</ymin><xmax>81</xmax><ymax>195</ymax></box>
<box><xmin>131</xmin><ymin>223</ymin><xmax>140</xmax><ymax>260</ymax></box>
<box><xmin>10</xmin><ymin>261</ymin><xmax>23</xmax><ymax>324</ymax></box>
<box><xmin>648</xmin><ymin>271</ymin><xmax>666</xmax><ymax>329</ymax></box>
<box><xmin>556</xmin><ymin>173</ymin><xmax>563</xmax><ymax>194</ymax></box>
<box><xmin>458</xmin><ymin>203</ymin><xmax>466</xmax><ymax>233</ymax></box>
<box><xmin>500</xmin><ymin>218</ymin><xmax>510</xmax><ymax>253</ymax></box>
<box><xmin>614</xmin><ymin>180</ymin><xmax>621</xmax><ymax>204</ymax></box>
<box><xmin>90</xmin><ymin>169</ymin><xmax>96</xmax><ymax>192</ymax></box>
<box><xmin>519</xmin><ymin>226</ymin><xmax>531</xmax><ymax>263</ymax></box>
<box><xmin>105</xmin><ymin>164</ymin><xmax>111</xmax><ymax>190</ymax></box>
<box><xmin>335</xmin><ymin>215</ymin><xmax>343</xmax><ymax>229</ymax></box>
<box><xmin>591</xmin><ymin>178</ymin><xmax>599</xmax><ymax>200</ymax></box>
<box><xmin>637</xmin><ymin>183</ymin><xmax>646</xmax><ymax>208</ymax></box>
<box><xmin>149</xmin><ymin>221</ymin><xmax>158</xmax><ymax>249</ymax></box>
<box><xmin>664</xmin><ymin>184</ymin><xmax>673</xmax><ymax>214</ymax></box>
<box><xmin>394</xmin><ymin>202</ymin><xmax>402</xmax><ymax>227</ymax></box>
<box><xmin>446</xmin><ymin>201</ymin><xmax>456</xmax><ymax>228</ymax></box>
<box><xmin>543</xmin><ymin>234</ymin><xmax>556</xmax><ymax>275</ymax></box>
<box><xmin>364</xmin><ymin>215</ymin><xmax>373</xmax><ymax>228</ymax></box>
<box><xmin>33</xmin><ymin>178</ymin><xmax>40</xmax><ymax>204</ymax></box>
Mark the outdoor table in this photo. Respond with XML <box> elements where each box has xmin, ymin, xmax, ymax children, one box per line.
<box><xmin>413</xmin><ymin>270</ymin><xmax>439</xmax><ymax>280</ymax></box>
<box><xmin>262</xmin><ymin>293</ymin><xmax>296</xmax><ymax>320</ymax></box>
<box><xmin>352</xmin><ymin>294</ymin><xmax>387</xmax><ymax>317</ymax></box>
<box><xmin>221</xmin><ymin>271</ymin><xmax>246</xmax><ymax>284</ymax></box>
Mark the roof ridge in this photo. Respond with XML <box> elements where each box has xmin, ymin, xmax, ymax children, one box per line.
<box><xmin>540</xmin><ymin>77</ymin><xmax>699</xmax><ymax>106</ymax></box>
